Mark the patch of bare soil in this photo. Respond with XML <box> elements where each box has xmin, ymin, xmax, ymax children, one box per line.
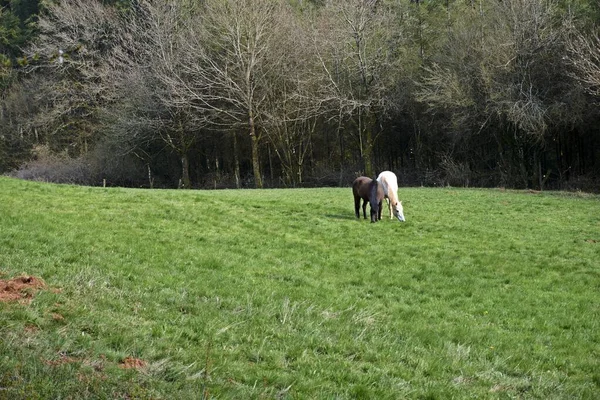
<box><xmin>119</xmin><ymin>357</ymin><xmax>147</xmax><ymax>369</ymax></box>
<box><xmin>42</xmin><ymin>353</ymin><xmax>79</xmax><ymax>366</ymax></box>
<box><xmin>0</xmin><ymin>275</ymin><xmax>46</xmax><ymax>303</ymax></box>
<box><xmin>2</xmin><ymin>274</ymin><xmax>148</xmax><ymax>374</ymax></box>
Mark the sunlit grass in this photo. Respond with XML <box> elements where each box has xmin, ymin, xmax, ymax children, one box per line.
<box><xmin>1</xmin><ymin>177</ymin><xmax>599</xmax><ymax>398</ymax></box>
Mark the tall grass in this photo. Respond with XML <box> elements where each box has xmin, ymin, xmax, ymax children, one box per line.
<box><xmin>1</xmin><ymin>177</ymin><xmax>599</xmax><ymax>399</ymax></box>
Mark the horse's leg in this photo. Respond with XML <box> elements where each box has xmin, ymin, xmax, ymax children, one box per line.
<box><xmin>387</xmin><ymin>197</ymin><xmax>392</xmax><ymax>219</ymax></box>
<box><xmin>362</xmin><ymin>199</ymin><xmax>367</xmax><ymax>219</ymax></box>
<box><xmin>378</xmin><ymin>201</ymin><xmax>383</xmax><ymax>220</ymax></box>
<box><xmin>354</xmin><ymin>196</ymin><xmax>360</xmax><ymax>219</ymax></box>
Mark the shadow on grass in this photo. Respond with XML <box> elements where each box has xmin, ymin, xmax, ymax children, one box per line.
<box><xmin>325</xmin><ymin>214</ymin><xmax>357</xmax><ymax>220</ymax></box>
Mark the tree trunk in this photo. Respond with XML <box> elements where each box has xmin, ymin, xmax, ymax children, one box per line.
<box><xmin>297</xmin><ymin>159</ymin><xmax>303</xmax><ymax>185</ymax></box>
<box><xmin>147</xmin><ymin>163</ymin><xmax>154</xmax><ymax>189</ymax></box>
<box><xmin>363</xmin><ymin>138</ymin><xmax>374</xmax><ymax>177</ymax></box>
<box><xmin>233</xmin><ymin>132</ymin><xmax>241</xmax><ymax>189</ymax></box>
<box><xmin>534</xmin><ymin>147</ymin><xmax>542</xmax><ymax>191</ymax></box>
<box><xmin>251</xmin><ymin>134</ymin><xmax>262</xmax><ymax>188</ymax></box>
<box><xmin>268</xmin><ymin>145</ymin><xmax>274</xmax><ymax>186</ymax></box>
<box><xmin>249</xmin><ymin>113</ymin><xmax>263</xmax><ymax>188</ymax></box>
<box><xmin>363</xmin><ymin>113</ymin><xmax>375</xmax><ymax>177</ymax></box>
<box><xmin>338</xmin><ymin>119</ymin><xmax>345</xmax><ymax>186</ymax></box>
<box><xmin>181</xmin><ymin>154</ymin><xmax>191</xmax><ymax>189</ymax></box>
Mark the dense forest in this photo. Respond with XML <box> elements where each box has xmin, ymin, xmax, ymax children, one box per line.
<box><xmin>1</xmin><ymin>0</ymin><xmax>600</xmax><ymax>190</ymax></box>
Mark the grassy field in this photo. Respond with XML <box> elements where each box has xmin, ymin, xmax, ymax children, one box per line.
<box><xmin>0</xmin><ymin>176</ymin><xmax>599</xmax><ymax>399</ymax></box>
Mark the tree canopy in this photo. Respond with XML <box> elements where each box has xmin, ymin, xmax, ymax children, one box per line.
<box><xmin>1</xmin><ymin>0</ymin><xmax>600</xmax><ymax>191</ymax></box>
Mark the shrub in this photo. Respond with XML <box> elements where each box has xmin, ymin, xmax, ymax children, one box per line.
<box><xmin>10</xmin><ymin>145</ymin><xmax>93</xmax><ymax>185</ymax></box>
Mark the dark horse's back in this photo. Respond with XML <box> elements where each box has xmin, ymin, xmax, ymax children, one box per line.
<box><xmin>352</xmin><ymin>176</ymin><xmax>372</xmax><ymax>197</ymax></box>
<box><xmin>352</xmin><ymin>176</ymin><xmax>384</xmax><ymax>222</ymax></box>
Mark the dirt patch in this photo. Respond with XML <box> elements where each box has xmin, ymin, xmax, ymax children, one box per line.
<box><xmin>51</xmin><ymin>312</ymin><xmax>65</xmax><ymax>321</ymax></box>
<box><xmin>119</xmin><ymin>357</ymin><xmax>147</xmax><ymax>370</ymax></box>
<box><xmin>0</xmin><ymin>275</ymin><xmax>46</xmax><ymax>303</ymax></box>
<box><xmin>42</xmin><ymin>353</ymin><xmax>79</xmax><ymax>367</ymax></box>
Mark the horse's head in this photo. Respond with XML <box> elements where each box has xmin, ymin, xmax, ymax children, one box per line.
<box><xmin>392</xmin><ymin>201</ymin><xmax>405</xmax><ymax>222</ymax></box>
<box><xmin>370</xmin><ymin>202</ymin><xmax>379</xmax><ymax>223</ymax></box>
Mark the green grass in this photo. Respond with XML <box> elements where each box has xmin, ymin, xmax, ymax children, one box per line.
<box><xmin>0</xmin><ymin>176</ymin><xmax>599</xmax><ymax>399</ymax></box>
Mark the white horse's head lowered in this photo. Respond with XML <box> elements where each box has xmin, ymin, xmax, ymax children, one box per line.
<box><xmin>392</xmin><ymin>200</ymin><xmax>405</xmax><ymax>222</ymax></box>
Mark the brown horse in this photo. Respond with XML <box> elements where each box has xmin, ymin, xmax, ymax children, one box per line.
<box><xmin>352</xmin><ymin>176</ymin><xmax>384</xmax><ymax>223</ymax></box>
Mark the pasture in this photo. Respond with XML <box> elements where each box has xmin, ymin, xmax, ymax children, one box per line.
<box><xmin>0</xmin><ymin>176</ymin><xmax>599</xmax><ymax>399</ymax></box>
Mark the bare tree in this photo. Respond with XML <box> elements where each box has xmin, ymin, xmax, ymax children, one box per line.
<box><xmin>259</xmin><ymin>6</ymin><xmax>326</xmax><ymax>186</ymax></box>
<box><xmin>418</xmin><ymin>0</ymin><xmax>573</xmax><ymax>188</ymax></box>
<box><xmin>568</xmin><ymin>28</ymin><xmax>600</xmax><ymax>97</ymax></box>
<box><xmin>153</xmin><ymin>0</ymin><xmax>291</xmax><ymax>188</ymax></box>
<box><xmin>312</xmin><ymin>0</ymin><xmax>404</xmax><ymax>176</ymax></box>
<box><xmin>24</xmin><ymin>0</ymin><xmax>124</xmax><ymax>155</ymax></box>
<box><xmin>23</xmin><ymin>0</ymin><xmax>205</xmax><ymax>187</ymax></box>
<box><xmin>130</xmin><ymin>1</ymin><xmax>208</xmax><ymax>188</ymax></box>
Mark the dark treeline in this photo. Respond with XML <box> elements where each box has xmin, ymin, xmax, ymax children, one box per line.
<box><xmin>1</xmin><ymin>0</ymin><xmax>600</xmax><ymax>190</ymax></box>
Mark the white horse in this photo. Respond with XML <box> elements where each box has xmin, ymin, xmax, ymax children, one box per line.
<box><xmin>376</xmin><ymin>171</ymin><xmax>405</xmax><ymax>222</ymax></box>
